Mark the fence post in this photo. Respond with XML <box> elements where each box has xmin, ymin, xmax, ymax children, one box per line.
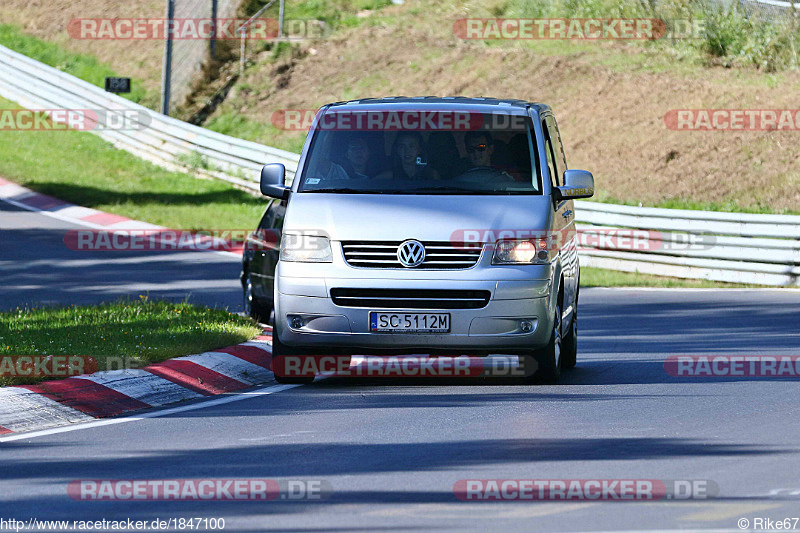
<box><xmin>211</xmin><ymin>0</ymin><xmax>218</xmax><ymax>59</ymax></box>
<box><xmin>239</xmin><ymin>27</ymin><xmax>246</xmax><ymax>76</ymax></box>
<box><xmin>279</xmin><ymin>0</ymin><xmax>285</xmax><ymax>37</ymax></box>
<box><xmin>160</xmin><ymin>0</ymin><xmax>175</xmax><ymax>116</ymax></box>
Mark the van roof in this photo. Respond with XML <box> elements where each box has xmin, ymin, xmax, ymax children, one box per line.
<box><xmin>324</xmin><ymin>96</ymin><xmax>550</xmax><ymax>115</ymax></box>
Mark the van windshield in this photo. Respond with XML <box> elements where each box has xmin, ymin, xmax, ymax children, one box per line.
<box><xmin>297</xmin><ymin>111</ymin><xmax>541</xmax><ymax>195</ymax></box>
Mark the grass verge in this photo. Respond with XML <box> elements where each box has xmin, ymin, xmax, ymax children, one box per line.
<box><xmin>0</xmin><ymin>97</ymin><xmax>267</xmax><ymax>229</ymax></box>
<box><xmin>0</xmin><ymin>298</ymin><xmax>262</xmax><ymax>387</ymax></box>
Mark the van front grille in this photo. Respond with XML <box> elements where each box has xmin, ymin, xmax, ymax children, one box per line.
<box><xmin>341</xmin><ymin>241</ymin><xmax>481</xmax><ymax>269</ymax></box>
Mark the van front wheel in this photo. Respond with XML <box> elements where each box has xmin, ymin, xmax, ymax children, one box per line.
<box><xmin>529</xmin><ymin>302</ymin><xmax>562</xmax><ymax>384</ymax></box>
<box><xmin>561</xmin><ymin>306</ymin><xmax>577</xmax><ymax>370</ymax></box>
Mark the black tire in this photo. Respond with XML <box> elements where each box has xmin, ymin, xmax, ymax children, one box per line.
<box><xmin>243</xmin><ymin>272</ymin><xmax>272</xmax><ymax>323</ymax></box>
<box><xmin>561</xmin><ymin>306</ymin><xmax>578</xmax><ymax>370</ymax></box>
<box><xmin>530</xmin><ymin>302</ymin><xmax>563</xmax><ymax>384</ymax></box>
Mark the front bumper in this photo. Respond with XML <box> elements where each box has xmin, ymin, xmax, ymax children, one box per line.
<box><xmin>275</xmin><ymin>254</ymin><xmax>555</xmax><ymax>353</ymax></box>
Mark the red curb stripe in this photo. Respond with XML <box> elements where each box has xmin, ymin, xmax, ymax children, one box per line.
<box><xmin>144</xmin><ymin>360</ymin><xmax>249</xmax><ymax>396</ymax></box>
<box><xmin>19</xmin><ymin>379</ymin><xmax>150</xmax><ymax>418</ymax></box>
<box><xmin>21</xmin><ymin>193</ymin><xmax>69</xmax><ymax>211</ymax></box>
<box><xmin>0</xmin><ymin>425</ymin><xmax>12</xmax><ymax>435</ymax></box>
<box><xmin>215</xmin><ymin>345</ymin><xmax>272</xmax><ymax>370</ymax></box>
<box><xmin>0</xmin><ymin>177</ymin><xmax>11</xmax><ymax>186</ymax></box>
<box><xmin>255</xmin><ymin>335</ymin><xmax>272</xmax><ymax>342</ymax></box>
<box><xmin>80</xmin><ymin>212</ymin><xmax>131</xmax><ymax>226</ymax></box>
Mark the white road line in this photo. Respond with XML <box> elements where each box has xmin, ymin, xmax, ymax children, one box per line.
<box><xmin>0</xmin><ymin>382</ymin><xmax>303</xmax><ymax>442</ymax></box>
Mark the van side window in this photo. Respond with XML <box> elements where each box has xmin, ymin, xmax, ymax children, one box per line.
<box><xmin>542</xmin><ymin>120</ymin><xmax>559</xmax><ymax>187</ymax></box>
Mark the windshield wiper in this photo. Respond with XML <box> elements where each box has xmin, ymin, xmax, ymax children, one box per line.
<box><xmin>303</xmin><ymin>188</ymin><xmax>381</xmax><ymax>194</ymax></box>
<box><xmin>403</xmin><ymin>186</ymin><xmax>482</xmax><ymax>194</ymax></box>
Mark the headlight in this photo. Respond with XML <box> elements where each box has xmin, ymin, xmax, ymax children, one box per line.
<box><xmin>280</xmin><ymin>234</ymin><xmax>333</xmax><ymax>262</ymax></box>
<box><xmin>492</xmin><ymin>239</ymin><xmax>549</xmax><ymax>264</ymax></box>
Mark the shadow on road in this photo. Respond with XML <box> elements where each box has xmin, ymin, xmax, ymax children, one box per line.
<box><xmin>0</xmin><ymin>434</ymin><xmax>792</xmax><ymax>518</ymax></box>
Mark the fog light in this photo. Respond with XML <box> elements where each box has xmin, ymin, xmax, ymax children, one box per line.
<box><xmin>289</xmin><ymin>315</ymin><xmax>305</xmax><ymax>329</ymax></box>
<box><xmin>519</xmin><ymin>320</ymin><xmax>534</xmax><ymax>333</ymax></box>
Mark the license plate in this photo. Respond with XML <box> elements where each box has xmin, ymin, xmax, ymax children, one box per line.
<box><xmin>369</xmin><ymin>312</ymin><xmax>450</xmax><ymax>333</ymax></box>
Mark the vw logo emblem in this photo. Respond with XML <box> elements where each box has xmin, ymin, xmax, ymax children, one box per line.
<box><xmin>397</xmin><ymin>240</ymin><xmax>426</xmax><ymax>268</ymax></box>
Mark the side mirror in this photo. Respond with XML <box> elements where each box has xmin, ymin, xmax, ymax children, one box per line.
<box><xmin>260</xmin><ymin>164</ymin><xmax>290</xmax><ymax>200</ymax></box>
<box><xmin>554</xmin><ymin>169</ymin><xmax>594</xmax><ymax>200</ymax></box>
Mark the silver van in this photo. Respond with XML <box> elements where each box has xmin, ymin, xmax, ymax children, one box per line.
<box><xmin>242</xmin><ymin>97</ymin><xmax>594</xmax><ymax>384</ymax></box>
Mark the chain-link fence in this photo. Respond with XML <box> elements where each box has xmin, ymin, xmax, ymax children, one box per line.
<box><xmin>163</xmin><ymin>0</ymin><xmax>240</xmax><ymax>114</ymax></box>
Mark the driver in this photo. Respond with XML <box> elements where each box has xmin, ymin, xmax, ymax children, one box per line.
<box><xmin>462</xmin><ymin>131</ymin><xmax>518</xmax><ymax>182</ymax></box>
<box><xmin>464</xmin><ymin>130</ymin><xmax>495</xmax><ymax>168</ymax></box>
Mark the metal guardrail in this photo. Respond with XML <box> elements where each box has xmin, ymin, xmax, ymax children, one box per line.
<box><xmin>574</xmin><ymin>202</ymin><xmax>800</xmax><ymax>286</ymax></box>
<box><xmin>0</xmin><ymin>44</ymin><xmax>798</xmax><ymax>286</ymax></box>
<box><xmin>738</xmin><ymin>0</ymin><xmax>799</xmax><ymax>21</ymax></box>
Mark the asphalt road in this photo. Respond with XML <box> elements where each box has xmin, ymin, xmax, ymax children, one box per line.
<box><xmin>3</xmin><ymin>200</ymin><xmax>800</xmax><ymax>532</ymax></box>
<box><xmin>0</xmin><ymin>200</ymin><xmax>242</xmax><ymax>311</ymax></box>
